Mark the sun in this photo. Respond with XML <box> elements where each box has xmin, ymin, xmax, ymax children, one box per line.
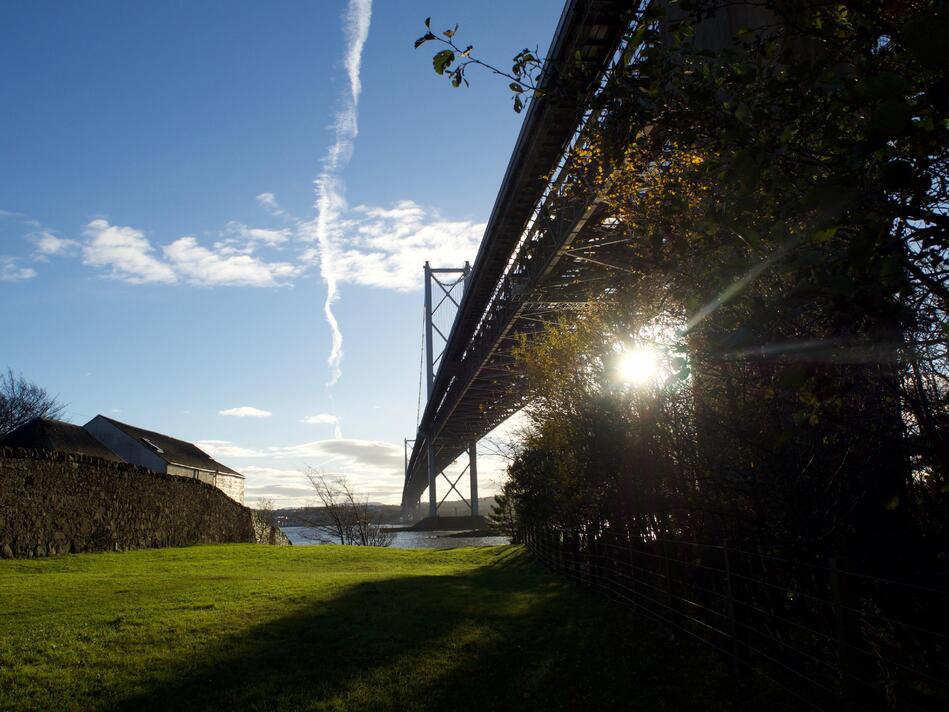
<box><xmin>616</xmin><ymin>345</ymin><xmax>662</xmax><ymax>386</ymax></box>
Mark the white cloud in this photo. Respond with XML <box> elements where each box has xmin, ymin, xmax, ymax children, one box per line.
<box><xmin>14</xmin><ymin>194</ymin><xmax>483</xmax><ymax>295</ymax></box>
<box><xmin>81</xmin><ymin>218</ymin><xmax>300</xmax><ymax>287</ymax></box>
<box><xmin>239</xmin><ymin>465</ymin><xmax>314</xmax><ymax>507</ymax></box>
<box><xmin>0</xmin><ymin>208</ymin><xmax>42</xmax><ymax>229</ymax></box>
<box><xmin>196</xmin><ymin>440</ymin><xmax>268</xmax><ymax>458</ymax></box>
<box><xmin>301</xmin><ymin>413</ymin><xmax>342</xmax><ymax>438</ymax></box>
<box><xmin>309</xmin><ymin>0</ymin><xmax>372</xmax><ymax>387</ymax></box>
<box><xmin>0</xmin><ymin>257</ymin><xmax>37</xmax><ymax>282</ymax></box>
<box><xmin>270</xmin><ymin>437</ymin><xmax>402</xmax><ymax>473</ymax></box>
<box><xmin>164</xmin><ymin>237</ymin><xmax>298</xmax><ymax>287</ymax></box>
<box><xmin>240</xmin><ymin>463</ymin><xmax>405</xmax><ymax>509</ymax></box>
<box><xmin>326</xmin><ymin>200</ymin><xmax>484</xmax><ymax>291</ymax></box>
<box><xmin>29</xmin><ymin>230</ymin><xmax>78</xmax><ymax>258</ymax></box>
<box><xmin>256</xmin><ymin>192</ymin><xmax>286</xmax><ymax>217</ymax></box>
<box><xmin>218</xmin><ymin>406</ymin><xmax>272</xmax><ymax>418</ymax></box>
<box><xmin>244</xmin><ymin>227</ymin><xmax>291</xmax><ymax>244</ymax></box>
<box><xmin>301</xmin><ymin>413</ymin><xmax>338</xmax><ymax>424</ymax></box>
<box><xmin>82</xmin><ymin>219</ymin><xmax>178</xmax><ymax>284</ymax></box>
<box><xmin>193</xmin><ymin>430</ymin><xmax>512</xmax><ymax>507</ymax></box>
<box><xmin>196</xmin><ymin>437</ymin><xmax>406</xmax><ymax>506</ymax></box>
<box><xmin>223</xmin><ymin>221</ymin><xmax>291</xmax><ymax>246</ymax></box>
<box><xmin>343</xmin><ymin>0</ymin><xmax>372</xmax><ymax>102</ymax></box>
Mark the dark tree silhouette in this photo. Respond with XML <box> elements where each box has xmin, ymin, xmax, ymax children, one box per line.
<box><xmin>0</xmin><ymin>369</ymin><xmax>66</xmax><ymax>436</ymax></box>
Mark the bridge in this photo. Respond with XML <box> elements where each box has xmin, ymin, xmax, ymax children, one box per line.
<box><xmin>402</xmin><ymin>0</ymin><xmax>632</xmax><ymax>518</ymax></box>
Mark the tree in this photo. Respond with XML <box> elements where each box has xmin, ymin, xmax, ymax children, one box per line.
<box><xmin>0</xmin><ymin>369</ymin><xmax>66</xmax><ymax>437</ymax></box>
<box><xmin>255</xmin><ymin>497</ymin><xmax>276</xmax><ymax>527</ymax></box>
<box><xmin>306</xmin><ymin>469</ymin><xmax>394</xmax><ymax>547</ymax></box>
<box><xmin>419</xmin><ymin>0</ymin><xmax>948</xmax><ymax>564</ymax></box>
<box><xmin>487</xmin><ymin>488</ymin><xmax>518</xmax><ymax>539</ymax></box>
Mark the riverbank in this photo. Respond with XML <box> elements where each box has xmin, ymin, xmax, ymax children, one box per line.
<box><xmin>386</xmin><ymin>514</ymin><xmax>493</xmax><ymax>532</ymax></box>
<box><xmin>0</xmin><ymin>544</ymin><xmax>781</xmax><ymax>710</ymax></box>
<box><xmin>281</xmin><ymin>526</ymin><xmax>509</xmax><ymax>549</ymax></box>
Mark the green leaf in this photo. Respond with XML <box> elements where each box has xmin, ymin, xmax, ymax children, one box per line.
<box><xmin>513</xmin><ymin>95</ymin><xmax>524</xmax><ymax>113</ymax></box>
<box><xmin>509</xmin><ymin>82</ymin><xmax>524</xmax><ymax>93</ymax></box>
<box><xmin>414</xmin><ymin>32</ymin><xmax>435</xmax><ymax>49</ymax></box>
<box><xmin>432</xmin><ymin>49</ymin><xmax>455</xmax><ymax>76</ymax></box>
<box><xmin>424</xmin><ymin>16</ymin><xmax>430</xmax><ymax>29</ymax></box>
<box><xmin>811</xmin><ymin>226</ymin><xmax>838</xmax><ymax>243</ymax></box>
<box><xmin>450</xmin><ymin>68</ymin><xmax>463</xmax><ymax>88</ymax></box>
<box><xmin>629</xmin><ymin>23</ymin><xmax>649</xmax><ymax>53</ymax></box>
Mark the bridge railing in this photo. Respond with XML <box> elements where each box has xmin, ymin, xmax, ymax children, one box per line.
<box><xmin>522</xmin><ymin>525</ymin><xmax>949</xmax><ymax>711</ymax></box>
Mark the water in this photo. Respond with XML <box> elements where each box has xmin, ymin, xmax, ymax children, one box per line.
<box><xmin>281</xmin><ymin>526</ymin><xmax>510</xmax><ymax>549</ymax></box>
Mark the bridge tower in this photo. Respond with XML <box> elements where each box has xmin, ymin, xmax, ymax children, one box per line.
<box><xmin>412</xmin><ymin>261</ymin><xmax>480</xmax><ymax>520</ymax></box>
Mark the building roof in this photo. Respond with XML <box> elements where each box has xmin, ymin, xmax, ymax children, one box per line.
<box><xmin>92</xmin><ymin>415</ymin><xmax>243</xmax><ymax>478</ymax></box>
<box><xmin>1</xmin><ymin>417</ymin><xmax>125</xmax><ymax>462</ymax></box>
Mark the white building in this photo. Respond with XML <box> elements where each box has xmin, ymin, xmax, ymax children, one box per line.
<box><xmin>84</xmin><ymin>415</ymin><xmax>245</xmax><ymax>504</ymax></box>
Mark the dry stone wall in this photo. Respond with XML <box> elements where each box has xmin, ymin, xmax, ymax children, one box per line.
<box><xmin>0</xmin><ymin>447</ymin><xmax>288</xmax><ymax>559</ymax></box>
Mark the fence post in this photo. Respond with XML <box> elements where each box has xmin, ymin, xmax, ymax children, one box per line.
<box><xmin>829</xmin><ymin>558</ymin><xmax>857</xmax><ymax>710</ymax></box>
<box><xmin>723</xmin><ymin>539</ymin><xmax>740</xmax><ymax>676</ymax></box>
<box><xmin>660</xmin><ymin>539</ymin><xmax>675</xmax><ymax>621</ymax></box>
<box><xmin>589</xmin><ymin>534</ymin><xmax>597</xmax><ymax>592</ymax></box>
<box><xmin>555</xmin><ymin>530</ymin><xmax>563</xmax><ymax>574</ymax></box>
<box><xmin>572</xmin><ymin>531</ymin><xmax>581</xmax><ymax>585</ymax></box>
<box><xmin>627</xmin><ymin>535</ymin><xmax>638</xmax><ymax>614</ymax></box>
<box><xmin>557</xmin><ymin>530</ymin><xmax>564</xmax><ymax>575</ymax></box>
<box><xmin>606</xmin><ymin>533</ymin><xmax>616</xmax><ymax>600</ymax></box>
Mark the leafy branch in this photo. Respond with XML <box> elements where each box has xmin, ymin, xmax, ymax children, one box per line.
<box><xmin>415</xmin><ymin>17</ymin><xmax>544</xmax><ymax>113</ymax></box>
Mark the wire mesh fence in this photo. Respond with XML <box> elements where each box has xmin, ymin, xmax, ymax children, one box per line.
<box><xmin>521</xmin><ymin>525</ymin><xmax>948</xmax><ymax>711</ymax></box>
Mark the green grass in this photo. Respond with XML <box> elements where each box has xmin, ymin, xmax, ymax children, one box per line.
<box><xmin>0</xmin><ymin>544</ymin><xmax>768</xmax><ymax>711</ymax></box>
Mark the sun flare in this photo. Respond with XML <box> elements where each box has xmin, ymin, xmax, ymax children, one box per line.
<box><xmin>617</xmin><ymin>345</ymin><xmax>662</xmax><ymax>386</ymax></box>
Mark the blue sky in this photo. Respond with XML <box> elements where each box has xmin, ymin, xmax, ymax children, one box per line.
<box><xmin>0</xmin><ymin>0</ymin><xmax>557</xmax><ymax>505</ymax></box>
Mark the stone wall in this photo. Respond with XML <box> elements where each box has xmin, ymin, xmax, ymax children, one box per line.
<box><xmin>0</xmin><ymin>447</ymin><xmax>289</xmax><ymax>559</ymax></box>
<box><xmin>215</xmin><ymin>472</ymin><xmax>245</xmax><ymax>505</ymax></box>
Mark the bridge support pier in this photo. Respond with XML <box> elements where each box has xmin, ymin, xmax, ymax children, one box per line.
<box><xmin>407</xmin><ymin>261</ymin><xmax>472</xmax><ymax>522</ymax></box>
<box><xmin>427</xmin><ymin>437</ymin><xmax>437</xmax><ymax>518</ymax></box>
<box><xmin>469</xmin><ymin>442</ymin><xmax>478</xmax><ymax>516</ymax></box>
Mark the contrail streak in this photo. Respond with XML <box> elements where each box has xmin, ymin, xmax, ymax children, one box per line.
<box><xmin>314</xmin><ymin>0</ymin><xmax>371</xmax><ymax>386</ymax></box>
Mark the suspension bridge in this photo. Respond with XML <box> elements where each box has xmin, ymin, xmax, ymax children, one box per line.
<box><xmin>402</xmin><ymin>0</ymin><xmax>630</xmax><ymax>519</ymax></box>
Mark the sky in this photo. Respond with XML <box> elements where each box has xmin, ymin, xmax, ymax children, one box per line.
<box><xmin>0</xmin><ymin>0</ymin><xmax>558</xmax><ymax>507</ymax></box>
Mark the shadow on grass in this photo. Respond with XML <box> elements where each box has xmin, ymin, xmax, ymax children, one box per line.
<box><xmin>111</xmin><ymin>548</ymin><xmax>740</xmax><ymax>711</ymax></box>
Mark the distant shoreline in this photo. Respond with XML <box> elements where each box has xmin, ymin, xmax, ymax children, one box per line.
<box><xmin>440</xmin><ymin>529</ymin><xmax>501</xmax><ymax>538</ymax></box>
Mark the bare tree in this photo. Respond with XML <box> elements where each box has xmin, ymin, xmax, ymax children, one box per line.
<box><xmin>255</xmin><ymin>497</ymin><xmax>276</xmax><ymax>526</ymax></box>
<box><xmin>306</xmin><ymin>469</ymin><xmax>393</xmax><ymax>547</ymax></box>
<box><xmin>339</xmin><ymin>479</ymin><xmax>395</xmax><ymax>547</ymax></box>
<box><xmin>307</xmin><ymin>470</ymin><xmax>354</xmax><ymax>544</ymax></box>
<box><xmin>0</xmin><ymin>369</ymin><xmax>66</xmax><ymax>436</ymax></box>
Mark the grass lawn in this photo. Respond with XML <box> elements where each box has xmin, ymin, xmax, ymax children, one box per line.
<box><xmin>0</xmin><ymin>544</ymin><xmax>775</xmax><ymax>711</ymax></box>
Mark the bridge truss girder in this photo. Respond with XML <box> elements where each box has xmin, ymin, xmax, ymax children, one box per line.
<box><xmin>403</xmin><ymin>0</ymin><xmax>632</xmax><ymax>514</ymax></box>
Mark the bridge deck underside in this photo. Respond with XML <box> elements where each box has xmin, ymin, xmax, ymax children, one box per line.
<box><xmin>403</xmin><ymin>0</ymin><xmax>631</xmax><ymax>510</ymax></box>
<box><xmin>404</xmin><ymin>201</ymin><xmax>630</xmax><ymax>506</ymax></box>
